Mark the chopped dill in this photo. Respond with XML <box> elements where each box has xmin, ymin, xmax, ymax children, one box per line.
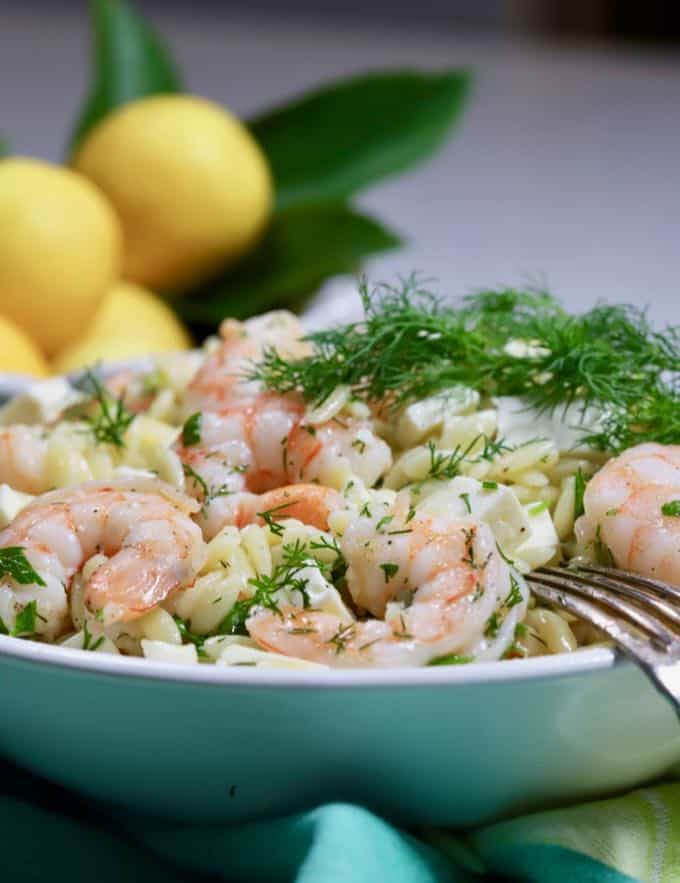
<box><xmin>218</xmin><ymin>540</ymin><xmax>319</xmax><ymax>635</ymax></box>
<box><xmin>82</xmin><ymin>370</ymin><xmax>135</xmax><ymax>448</ymax></box>
<box><xmin>173</xmin><ymin>615</ymin><xmax>208</xmax><ymax>657</ymax></box>
<box><xmin>257</xmin><ymin>500</ymin><xmax>298</xmax><ymax>537</ymax></box>
<box><xmin>249</xmin><ymin>276</ymin><xmax>680</xmax><ymax>452</ymax></box>
<box><xmin>326</xmin><ymin>623</ymin><xmax>355</xmax><ymax>655</ymax></box>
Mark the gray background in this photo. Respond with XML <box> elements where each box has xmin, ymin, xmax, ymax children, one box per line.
<box><xmin>3</xmin><ymin>2</ymin><xmax>680</xmax><ymax>319</ymax></box>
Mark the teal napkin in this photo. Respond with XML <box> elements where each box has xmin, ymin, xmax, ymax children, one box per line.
<box><xmin>3</xmin><ymin>759</ymin><xmax>676</xmax><ymax>882</ymax></box>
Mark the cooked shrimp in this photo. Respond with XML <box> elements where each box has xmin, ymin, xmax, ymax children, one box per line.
<box><xmin>202</xmin><ymin>484</ymin><xmax>343</xmax><ymax>536</ymax></box>
<box><xmin>248</xmin><ymin>493</ymin><xmax>522</xmax><ymax>667</ymax></box>
<box><xmin>177</xmin><ymin>312</ymin><xmax>392</xmax><ymax>527</ymax></box>
<box><xmin>576</xmin><ymin>442</ymin><xmax>680</xmax><ymax>583</ymax></box>
<box><xmin>0</xmin><ymin>478</ymin><xmax>205</xmax><ymax>638</ymax></box>
<box><xmin>184</xmin><ymin>311</ymin><xmax>309</xmax><ymax>414</ymax></box>
<box><xmin>0</xmin><ymin>425</ymin><xmax>49</xmax><ymax>494</ymax></box>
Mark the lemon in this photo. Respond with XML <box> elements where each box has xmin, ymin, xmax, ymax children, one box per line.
<box><xmin>0</xmin><ymin>314</ymin><xmax>49</xmax><ymax>377</ymax></box>
<box><xmin>0</xmin><ymin>158</ymin><xmax>121</xmax><ymax>355</ymax></box>
<box><xmin>52</xmin><ymin>281</ymin><xmax>192</xmax><ymax>373</ymax></box>
<box><xmin>73</xmin><ymin>95</ymin><xmax>273</xmax><ymax>292</ymax></box>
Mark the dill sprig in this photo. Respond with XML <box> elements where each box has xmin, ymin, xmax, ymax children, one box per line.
<box><xmin>82</xmin><ymin>370</ymin><xmax>135</xmax><ymax>448</ymax></box>
<box><xmin>218</xmin><ymin>540</ymin><xmax>327</xmax><ymax>636</ymax></box>
<box><xmin>249</xmin><ymin>276</ymin><xmax>680</xmax><ymax>452</ymax></box>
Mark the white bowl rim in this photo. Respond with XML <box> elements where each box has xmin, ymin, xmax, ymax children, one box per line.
<box><xmin>0</xmin><ymin>634</ymin><xmax>620</xmax><ymax>690</ymax></box>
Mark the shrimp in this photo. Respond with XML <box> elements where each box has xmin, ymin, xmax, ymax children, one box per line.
<box><xmin>0</xmin><ymin>425</ymin><xmax>49</xmax><ymax>494</ymax></box>
<box><xmin>184</xmin><ymin>311</ymin><xmax>310</xmax><ymax>414</ymax></box>
<box><xmin>0</xmin><ymin>478</ymin><xmax>205</xmax><ymax>638</ymax></box>
<box><xmin>247</xmin><ymin>492</ymin><xmax>523</xmax><ymax>667</ymax></box>
<box><xmin>203</xmin><ymin>484</ymin><xmax>343</xmax><ymax>534</ymax></box>
<box><xmin>576</xmin><ymin>442</ymin><xmax>680</xmax><ymax>583</ymax></box>
<box><xmin>177</xmin><ymin>312</ymin><xmax>392</xmax><ymax>529</ymax></box>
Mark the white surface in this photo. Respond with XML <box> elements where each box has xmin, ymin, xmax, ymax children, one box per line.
<box><xmin>3</xmin><ymin>8</ymin><xmax>680</xmax><ymax>318</ymax></box>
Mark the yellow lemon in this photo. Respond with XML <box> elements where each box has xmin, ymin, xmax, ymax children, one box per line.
<box><xmin>73</xmin><ymin>95</ymin><xmax>273</xmax><ymax>292</ymax></box>
<box><xmin>0</xmin><ymin>314</ymin><xmax>49</xmax><ymax>377</ymax></box>
<box><xmin>0</xmin><ymin>158</ymin><xmax>121</xmax><ymax>355</ymax></box>
<box><xmin>52</xmin><ymin>281</ymin><xmax>192</xmax><ymax>373</ymax></box>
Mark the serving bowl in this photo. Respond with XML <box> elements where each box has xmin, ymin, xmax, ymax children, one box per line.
<box><xmin>1</xmin><ymin>637</ymin><xmax>679</xmax><ymax>826</ymax></box>
<box><xmin>0</xmin><ymin>372</ymin><xmax>678</xmax><ymax>827</ymax></box>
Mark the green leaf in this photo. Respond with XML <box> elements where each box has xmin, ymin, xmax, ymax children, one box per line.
<box><xmin>250</xmin><ymin>70</ymin><xmax>471</xmax><ymax>210</ymax></box>
<box><xmin>181</xmin><ymin>412</ymin><xmax>202</xmax><ymax>447</ymax></box>
<box><xmin>178</xmin><ymin>202</ymin><xmax>401</xmax><ymax>324</ymax></box>
<box><xmin>68</xmin><ymin>0</ymin><xmax>183</xmax><ymax>152</ymax></box>
<box><xmin>427</xmin><ymin>653</ymin><xmax>474</xmax><ymax>666</ymax></box>
<box><xmin>661</xmin><ymin>500</ymin><xmax>680</xmax><ymax>517</ymax></box>
<box><xmin>0</xmin><ymin>547</ymin><xmax>46</xmax><ymax>586</ymax></box>
<box><xmin>13</xmin><ymin>601</ymin><xmax>38</xmax><ymax>637</ymax></box>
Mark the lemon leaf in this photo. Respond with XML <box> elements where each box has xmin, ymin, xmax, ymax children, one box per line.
<box><xmin>68</xmin><ymin>0</ymin><xmax>183</xmax><ymax>152</ymax></box>
<box><xmin>249</xmin><ymin>70</ymin><xmax>471</xmax><ymax>210</ymax></box>
<box><xmin>177</xmin><ymin>202</ymin><xmax>401</xmax><ymax>324</ymax></box>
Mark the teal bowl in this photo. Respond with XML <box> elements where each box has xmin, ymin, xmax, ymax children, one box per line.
<box><xmin>1</xmin><ymin>637</ymin><xmax>678</xmax><ymax>826</ymax></box>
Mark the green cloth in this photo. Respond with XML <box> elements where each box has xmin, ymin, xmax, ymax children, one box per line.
<box><xmin>3</xmin><ymin>759</ymin><xmax>678</xmax><ymax>882</ymax></box>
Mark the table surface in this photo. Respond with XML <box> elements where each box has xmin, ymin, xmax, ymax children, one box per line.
<box><xmin>4</xmin><ymin>6</ymin><xmax>680</xmax><ymax>319</ymax></box>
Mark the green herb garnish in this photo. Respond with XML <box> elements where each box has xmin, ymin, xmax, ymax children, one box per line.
<box><xmin>182</xmin><ymin>412</ymin><xmax>202</xmax><ymax>446</ymax></box>
<box><xmin>173</xmin><ymin>615</ymin><xmax>208</xmax><ymax>658</ymax></box>
<box><xmin>250</xmin><ymin>277</ymin><xmax>680</xmax><ymax>452</ymax></box>
<box><xmin>574</xmin><ymin>468</ymin><xmax>587</xmax><ymax>520</ymax></box>
<box><xmin>661</xmin><ymin>501</ymin><xmax>680</xmax><ymax>517</ymax></box>
<box><xmin>427</xmin><ymin>653</ymin><xmax>474</xmax><ymax>666</ymax></box>
<box><xmin>83</xmin><ymin>370</ymin><xmax>135</xmax><ymax>448</ymax></box>
<box><xmin>380</xmin><ymin>562</ymin><xmax>399</xmax><ymax>582</ymax></box>
<box><xmin>0</xmin><ymin>547</ymin><xmax>46</xmax><ymax>586</ymax></box>
<box><xmin>13</xmin><ymin>601</ymin><xmax>39</xmax><ymax>637</ymax></box>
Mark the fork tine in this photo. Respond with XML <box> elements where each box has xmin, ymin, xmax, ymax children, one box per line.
<box><xmin>529</xmin><ymin>570</ymin><xmax>676</xmax><ymax>648</ymax></box>
<box><xmin>575</xmin><ymin>563</ymin><xmax>680</xmax><ymax>605</ymax></box>
<box><xmin>527</xmin><ymin>580</ymin><xmax>663</xmax><ymax>660</ymax></box>
<box><xmin>538</xmin><ymin>566</ymin><xmax>680</xmax><ymax>632</ymax></box>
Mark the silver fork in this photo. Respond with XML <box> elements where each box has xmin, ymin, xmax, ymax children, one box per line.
<box><xmin>526</xmin><ymin>564</ymin><xmax>680</xmax><ymax>718</ymax></box>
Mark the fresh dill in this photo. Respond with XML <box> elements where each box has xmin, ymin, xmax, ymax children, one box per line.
<box><xmin>257</xmin><ymin>500</ymin><xmax>298</xmax><ymax>537</ymax></box>
<box><xmin>82</xmin><ymin>370</ymin><xmax>135</xmax><ymax>448</ymax></box>
<box><xmin>249</xmin><ymin>276</ymin><xmax>680</xmax><ymax>452</ymax></box>
<box><xmin>326</xmin><ymin>623</ymin><xmax>355</xmax><ymax>655</ymax></box>
<box><xmin>173</xmin><ymin>615</ymin><xmax>209</xmax><ymax>658</ymax></box>
<box><xmin>218</xmin><ymin>541</ymin><xmax>317</xmax><ymax>635</ymax></box>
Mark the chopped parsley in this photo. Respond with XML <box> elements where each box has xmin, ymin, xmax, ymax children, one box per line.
<box><xmin>427</xmin><ymin>653</ymin><xmax>474</xmax><ymax>666</ymax></box>
<box><xmin>0</xmin><ymin>547</ymin><xmax>46</xmax><ymax>586</ymax></box>
<box><xmin>661</xmin><ymin>500</ymin><xmax>680</xmax><ymax>517</ymax></box>
<box><xmin>482</xmin><ymin>481</ymin><xmax>498</xmax><ymax>490</ymax></box>
<box><xmin>181</xmin><ymin>412</ymin><xmax>202</xmax><ymax>446</ymax></box>
<box><xmin>380</xmin><ymin>562</ymin><xmax>399</xmax><ymax>583</ymax></box>
<box><xmin>82</xmin><ymin>620</ymin><xmax>105</xmax><ymax>652</ymax></box>
<box><xmin>12</xmin><ymin>601</ymin><xmax>41</xmax><ymax>637</ymax></box>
